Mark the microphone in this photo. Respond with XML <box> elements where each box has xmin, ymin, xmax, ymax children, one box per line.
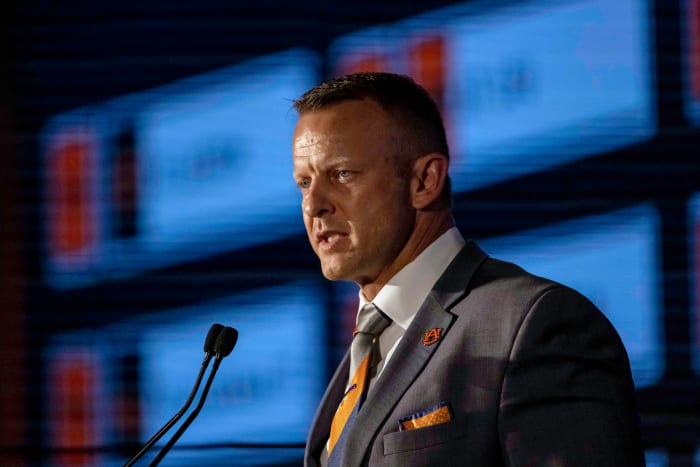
<box><xmin>149</xmin><ymin>326</ymin><xmax>239</xmax><ymax>466</ymax></box>
<box><xmin>123</xmin><ymin>323</ymin><xmax>224</xmax><ymax>467</ymax></box>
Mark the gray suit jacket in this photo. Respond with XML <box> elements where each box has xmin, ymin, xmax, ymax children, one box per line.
<box><xmin>304</xmin><ymin>240</ymin><xmax>644</xmax><ymax>466</ymax></box>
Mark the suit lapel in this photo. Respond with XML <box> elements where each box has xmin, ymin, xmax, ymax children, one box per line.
<box><xmin>305</xmin><ymin>352</ymin><xmax>350</xmax><ymax>466</ymax></box>
<box><xmin>340</xmin><ymin>241</ymin><xmax>489</xmax><ymax>466</ymax></box>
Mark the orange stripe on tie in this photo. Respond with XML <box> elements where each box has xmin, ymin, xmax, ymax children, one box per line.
<box><xmin>327</xmin><ymin>355</ymin><xmax>370</xmax><ymax>456</ymax></box>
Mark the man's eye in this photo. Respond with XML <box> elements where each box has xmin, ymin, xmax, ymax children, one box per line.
<box><xmin>298</xmin><ymin>179</ymin><xmax>311</xmax><ymax>189</ymax></box>
<box><xmin>337</xmin><ymin>170</ymin><xmax>350</xmax><ymax>179</ymax></box>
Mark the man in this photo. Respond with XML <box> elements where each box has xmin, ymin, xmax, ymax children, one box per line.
<box><xmin>292</xmin><ymin>72</ymin><xmax>644</xmax><ymax>466</ymax></box>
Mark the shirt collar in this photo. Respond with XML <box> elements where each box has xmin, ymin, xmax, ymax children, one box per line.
<box><xmin>358</xmin><ymin>226</ymin><xmax>466</xmax><ymax>330</ymax></box>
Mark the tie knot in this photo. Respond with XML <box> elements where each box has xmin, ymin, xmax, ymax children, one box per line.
<box><xmin>355</xmin><ymin>303</ymin><xmax>392</xmax><ymax>337</ymax></box>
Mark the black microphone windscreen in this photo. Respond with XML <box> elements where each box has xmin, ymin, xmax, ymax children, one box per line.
<box><xmin>214</xmin><ymin>326</ymin><xmax>238</xmax><ymax>357</ymax></box>
<box><xmin>204</xmin><ymin>323</ymin><xmax>224</xmax><ymax>353</ymax></box>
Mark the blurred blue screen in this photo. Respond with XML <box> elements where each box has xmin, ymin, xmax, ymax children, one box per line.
<box><xmin>138</xmin><ymin>282</ymin><xmax>326</xmax><ymax>446</ymax></box>
<box><xmin>41</xmin><ymin>48</ymin><xmax>319</xmax><ymax>289</ymax></box>
<box><xmin>689</xmin><ymin>192</ymin><xmax>700</xmax><ymax>375</ymax></box>
<box><xmin>644</xmin><ymin>449</ymin><xmax>669</xmax><ymax>467</ymax></box>
<box><xmin>44</xmin><ymin>279</ymin><xmax>327</xmax><ymax>466</ymax></box>
<box><xmin>329</xmin><ymin>0</ymin><xmax>655</xmax><ymax>191</ymax></box>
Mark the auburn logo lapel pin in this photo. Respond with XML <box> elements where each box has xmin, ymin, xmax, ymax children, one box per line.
<box><xmin>422</xmin><ymin>327</ymin><xmax>443</xmax><ymax>346</ymax></box>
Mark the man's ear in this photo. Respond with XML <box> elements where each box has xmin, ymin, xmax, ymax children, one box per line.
<box><xmin>410</xmin><ymin>153</ymin><xmax>449</xmax><ymax>210</ymax></box>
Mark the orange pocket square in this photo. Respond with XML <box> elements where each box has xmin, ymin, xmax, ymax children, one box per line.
<box><xmin>398</xmin><ymin>402</ymin><xmax>452</xmax><ymax>431</ymax></box>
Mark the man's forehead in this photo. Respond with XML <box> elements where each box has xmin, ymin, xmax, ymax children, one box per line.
<box><xmin>292</xmin><ymin>129</ymin><xmax>323</xmax><ymax>150</ymax></box>
<box><xmin>292</xmin><ymin>121</ymin><xmax>349</xmax><ymax>155</ymax></box>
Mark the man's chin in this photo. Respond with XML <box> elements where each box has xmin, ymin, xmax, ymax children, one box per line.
<box><xmin>319</xmin><ymin>262</ymin><xmax>352</xmax><ymax>282</ymax></box>
<box><xmin>320</xmin><ymin>270</ymin><xmax>347</xmax><ymax>282</ymax></box>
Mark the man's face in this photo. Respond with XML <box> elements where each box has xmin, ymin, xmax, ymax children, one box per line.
<box><xmin>292</xmin><ymin>99</ymin><xmax>415</xmax><ymax>285</ymax></box>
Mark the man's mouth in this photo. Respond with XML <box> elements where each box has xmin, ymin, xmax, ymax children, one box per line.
<box><xmin>316</xmin><ymin>230</ymin><xmax>347</xmax><ymax>248</ymax></box>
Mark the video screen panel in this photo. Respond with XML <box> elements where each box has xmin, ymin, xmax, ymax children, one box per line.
<box><xmin>329</xmin><ymin>0</ymin><xmax>655</xmax><ymax>191</ymax></box>
<box><xmin>43</xmin><ymin>279</ymin><xmax>327</xmax><ymax>466</ymax></box>
<box><xmin>688</xmin><ymin>192</ymin><xmax>700</xmax><ymax>375</ymax></box>
<box><xmin>135</xmin><ymin>50</ymin><xmax>315</xmax><ymax>258</ymax></box>
<box><xmin>42</xmin><ymin>48</ymin><xmax>319</xmax><ymax>289</ymax></box>
<box><xmin>644</xmin><ymin>449</ymin><xmax>669</xmax><ymax>467</ymax></box>
<box><xmin>480</xmin><ymin>204</ymin><xmax>664</xmax><ymax>389</ymax></box>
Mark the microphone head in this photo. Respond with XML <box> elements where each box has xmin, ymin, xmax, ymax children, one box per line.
<box><xmin>214</xmin><ymin>326</ymin><xmax>238</xmax><ymax>357</ymax></box>
<box><xmin>204</xmin><ymin>323</ymin><xmax>224</xmax><ymax>353</ymax></box>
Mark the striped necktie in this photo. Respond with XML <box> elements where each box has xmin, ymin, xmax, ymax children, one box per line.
<box><xmin>327</xmin><ymin>303</ymin><xmax>391</xmax><ymax>466</ymax></box>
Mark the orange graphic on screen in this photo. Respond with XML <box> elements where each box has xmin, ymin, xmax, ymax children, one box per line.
<box><xmin>409</xmin><ymin>36</ymin><xmax>446</xmax><ymax>111</ymax></box>
<box><xmin>408</xmin><ymin>34</ymin><xmax>458</xmax><ymax>162</ymax></box>
<box><xmin>48</xmin><ymin>134</ymin><xmax>95</xmax><ymax>259</ymax></box>
<box><xmin>49</xmin><ymin>352</ymin><xmax>100</xmax><ymax>467</ymax></box>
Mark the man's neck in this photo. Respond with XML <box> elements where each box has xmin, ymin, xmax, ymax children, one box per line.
<box><xmin>359</xmin><ymin>211</ymin><xmax>455</xmax><ymax>301</ymax></box>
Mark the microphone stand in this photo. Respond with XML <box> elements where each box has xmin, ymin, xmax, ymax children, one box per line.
<box><xmin>123</xmin><ymin>324</ymin><xmax>223</xmax><ymax>466</ymax></box>
<box><xmin>149</xmin><ymin>326</ymin><xmax>238</xmax><ymax>466</ymax></box>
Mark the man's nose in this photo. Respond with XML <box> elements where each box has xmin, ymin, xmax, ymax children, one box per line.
<box><xmin>303</xmin><ymin>181</ymin><xmax>333</xmax><ymax>218</ymax></box>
